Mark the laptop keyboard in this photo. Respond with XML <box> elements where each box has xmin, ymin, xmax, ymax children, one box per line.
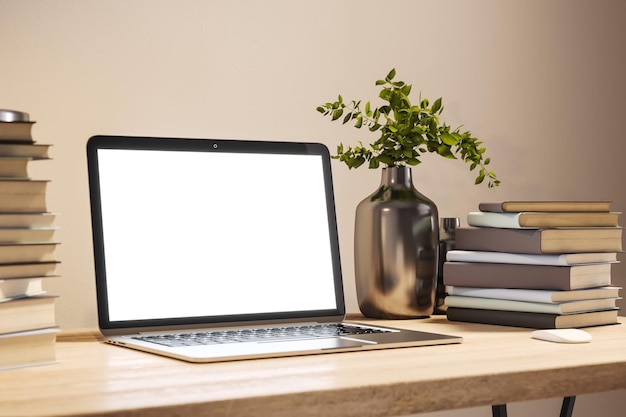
<box><xmin>133</xmin><ymin>323</ymin><xmax>391</xmax><ymax>347</ymax></box>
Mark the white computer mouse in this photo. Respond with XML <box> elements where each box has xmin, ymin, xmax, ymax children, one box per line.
<box><xmin>531</xmin><ymin>328</ymin><xmax>592</xmax><ymax>344</ymax></box>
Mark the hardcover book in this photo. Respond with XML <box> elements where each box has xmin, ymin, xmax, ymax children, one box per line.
<box><xmin>0</xmin><ymin>262</ymin><xmax>59</xmax><ymax>280</ymax></box>
<box><xmin>446</xmin><ymin>250</ymin><xmax>618</xmax><ymax>266</ymax></box>
<box><xmin>443</xmin><ymin>261</ymin><xmax>612</xmax><ymax>290</ymax></box>
<box><xmin>0</xmin><ymin>328</ymin><xmax>58</xmax><ymax>371</ymax></box>
<box><xmin>478</xmin><ymin>201</ymin><xmax>612</xmax><ymax>213</ymax></box>
<box><xmin>0</xmin><ymin>213</ymin><xmax>56</xmax><ymax>228</ymax></box>
<box><xmin>0</xmin><ymin>143</ymin><xmax>51</xmax><ymax>159</ymax></box>
<box><xmin>0</xmin><ymin>121</ymin><xmax>35</xmax><ymax>142</ymax></box>
<box><xmin>0</xmin><ymin>194</ymin><xmax>48</xmax><ymax>213</ymax></box>
<box><xmin>0</xmin><ymin>179</ymin><xmax>48</xmax><ymax>194</ymax></box>
<box><xmin>446</xmin><ymin>307</ymin><xmax>619</xmax><ymax>329</ymax></box>
<box><xmin>447</xmin><ymin>286</ymin><xmax>622</xmax><ymax>303</ymax></box>
<box><xmin>0</xmin><ymin>179</ymin><xmax>48</xmax><ymax>212</ymax></box>
<box><xmin>467</xmin><ymin>211</ymin><xmax>620</xmax><ymax>228</ymax></box>
<box><xmin>0</xmin><ymin>276</ymin><xmax>52</xmax><ymax>301</ymax></box>
<box><xmin>0</xmin><ymin>295</ymin><xmax>56</xmax><ymax>334</ymax></box>
<box><xmin>454</xmin><ymin>227</ymin><xmax>623</xmax><ymax>254</ymax></box>
<box><xmin>444</xmin><ymin>295</ymin><xmax>618</xmax><ymax>314</ymax></box>
<box><xmin>0</xmin><ymin>243</ymin><xmax>58</xmax><ymax>264</ymax></box>
<box><xmin>0</xmin><ymin>227</ymin><xmax>58</xmax><ymax>243</ymax></box>
<box><xmin>0</xmin><ymin>157</ymin><xmax>30</xmax><ymax>178</ymax></box>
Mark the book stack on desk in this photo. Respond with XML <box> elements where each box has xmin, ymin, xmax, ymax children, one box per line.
<box><xmin>443</xmin><ymin>200</ymin><xmax>622</xmax><ymax>329</ymax></box>
<box><xmin>0</xmin><ymin>110</ymin><xmax>59</xmax><ymax>371</ymax></box>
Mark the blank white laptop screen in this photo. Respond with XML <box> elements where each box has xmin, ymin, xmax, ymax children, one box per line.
<box><xmin>95</xmin><ymin>147</ymin><xmax>338</xmax><ymax>322</ymax></box>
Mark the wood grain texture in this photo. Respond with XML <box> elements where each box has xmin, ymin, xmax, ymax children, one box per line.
<box><xmin>1</xmin><ymin>316</ymin><xmax>625</xmax><ymax>417</ymax></box>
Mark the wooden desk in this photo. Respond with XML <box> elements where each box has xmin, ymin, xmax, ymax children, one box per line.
<box><xmin>2</xmin><ymin>316</ymin><xmax>626</xmax><ymax>417</ymax></box>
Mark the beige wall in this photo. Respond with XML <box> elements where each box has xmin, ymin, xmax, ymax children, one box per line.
<box><xmin>2</xmin><ymin>1</ymin><xmax>625</xmax><ymax>415</ymax></box>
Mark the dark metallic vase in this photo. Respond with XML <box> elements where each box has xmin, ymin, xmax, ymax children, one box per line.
<box><xmin>354</xmin><ymin>167</ymin><xmax>439</xmax><ymax>319</ymax></box>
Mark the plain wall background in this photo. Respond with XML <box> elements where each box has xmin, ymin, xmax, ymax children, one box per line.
<box><xmin>2</xmin><ymin>1</ymin><xmax>625</xmax><ymax>415</ymax></box>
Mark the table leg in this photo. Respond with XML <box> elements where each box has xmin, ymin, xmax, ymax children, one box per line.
<box><xmin>492</xmin><ymin>404</ymin><xmax>507</xmax><ymax>417</ymax></box>
<box><xmin>560</xmin><ymin>396</ymin><xmax>576</xmax><ymax>417</ymax></box>
<box><xmin>491</xmin><ymin>396</ymin><xmax>575</xmax><ymax>417</ymax></box>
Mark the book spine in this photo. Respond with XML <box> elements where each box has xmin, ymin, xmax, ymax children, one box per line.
<box><xmin>447</xmin><ymin>286</ymin><xmax>557</xmax><ymax>303</ymax></box>
<box><xmin>446</xmin><ymin>286</ymin><xmax>622</xmax><ymax>303</ymax></box>
<box><xmin>446</xmin><ymin>250</ymin><xmax>569</xmax><ymax>265</ymax></box>
<box><xmin>467</xmin><ymin>212</ymin><xmax>522</xmax><ymax>228</ymax></box>
<box><xmin>478</xmin><ymin>201</ymin><xmax>612</xmax><ymax>213</ymax></box>
<box><xmin>446</xmin><ymin>307</ymin><xmax>558</xmax><ymax>328</ymax></box>
<box><xmin>478</xmin><ymin>202</ymin><xmax>505</xmax><ymax>212</ymax></box>
<box><xmin>445</xmin><ymin>296</ymin><xmax>564</xmax><ymax>314</ymax></box>
<box><xmin>443</xmin><ymin>262</ymin><xmax>576</xmax><ymax>290</ymax></box>
<box><xmin>454</xmin><ymin>228</ymin><xmax>546</xmax><ymax>254</ymax></box>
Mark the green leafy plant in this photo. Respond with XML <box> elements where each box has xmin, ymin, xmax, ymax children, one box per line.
<box><xmin>316</xmin><ymin>69</ymin><xmax>500</xmax><ymax>188</ymax></box>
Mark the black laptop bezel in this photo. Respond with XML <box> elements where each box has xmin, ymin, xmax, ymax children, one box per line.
<box><xmin>86</xmin><ymin>135</ymin><xmax>346</xmax><ymax>332</ymax></box>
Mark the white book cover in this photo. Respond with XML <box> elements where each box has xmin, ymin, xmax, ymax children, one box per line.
<box><xmin>444</xmin><ymin>295</ymin><xmax>619</xmax><ymax>314</ymax></box>
<box><xmin>447</xmin><ymin>286</ymin><xmax>622</xmax><ymax>303</ymax></box>
<box><xmin>446</xmin><ymin>250</ymin><xmax>618</xmax><ymax>266</ymax></box>
<box><xmin>466</xmin><ymin>211</ymin><xmax>525</xmax><ymax>228</ymax></box>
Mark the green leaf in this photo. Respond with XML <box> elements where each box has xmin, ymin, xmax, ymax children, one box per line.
<box><xmin>440</xmin><ymin>132</ymin><xmax>458</xmax><ymax>146</ymax></box>
<box><xmin>386</xmin><ymin>68</ymin><xmax>396</xmax><ymax>81</ymax></box>
<box><xmin>378</xmin><ymin>154</ymin><xmax>395</xmax><ymax>165</ymax></box>
<box><xmin>348</xmin><ymin>156</ymin><xmax>366</xmax><ymax>169</ymax></box>
<box><xmin>432</xmin><ymin>97</ymin><xmax>442</xmax><ymax>113</ymax></box>
<box><xmin>437</xmin><ymin>144</ymin><xmax>456</xmax><ymax>159</ymax></box>
<box><xmin>331</xmin><ymin>108</ymin><xmax>344</xmax><ymax>121</ymax></box>
<box><xmin>429</xmin><ymin>118</ymin><xmax>438</xmax><ymax>135</ymax></box>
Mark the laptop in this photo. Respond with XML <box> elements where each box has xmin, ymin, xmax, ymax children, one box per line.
<box><xmin>86</xmin><ymin>135</ymin><xmax>462</xmax><ymax>363</ymax></box>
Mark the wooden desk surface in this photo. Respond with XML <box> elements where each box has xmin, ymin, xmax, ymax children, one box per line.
<box><xmin>2</xmin><ymin>316</ymin><xmax>626</xmax><ymax>417</ymax></box>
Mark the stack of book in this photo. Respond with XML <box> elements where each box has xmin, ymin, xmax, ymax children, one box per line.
<box><xmin>443</xmin><ymin>200</ymin><xmax>622</xmax><ymax>329</ymax></box>
<box><xmin>0</xmin><ymin>110</ymin><xmax>59</xmax><ymax>370</ymax></box>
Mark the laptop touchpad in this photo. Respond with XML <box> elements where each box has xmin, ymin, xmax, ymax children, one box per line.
<box><xmin>259</xmin><ymin>337</ymin><xmax>365</xmax><ymax>351</ymax></box>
